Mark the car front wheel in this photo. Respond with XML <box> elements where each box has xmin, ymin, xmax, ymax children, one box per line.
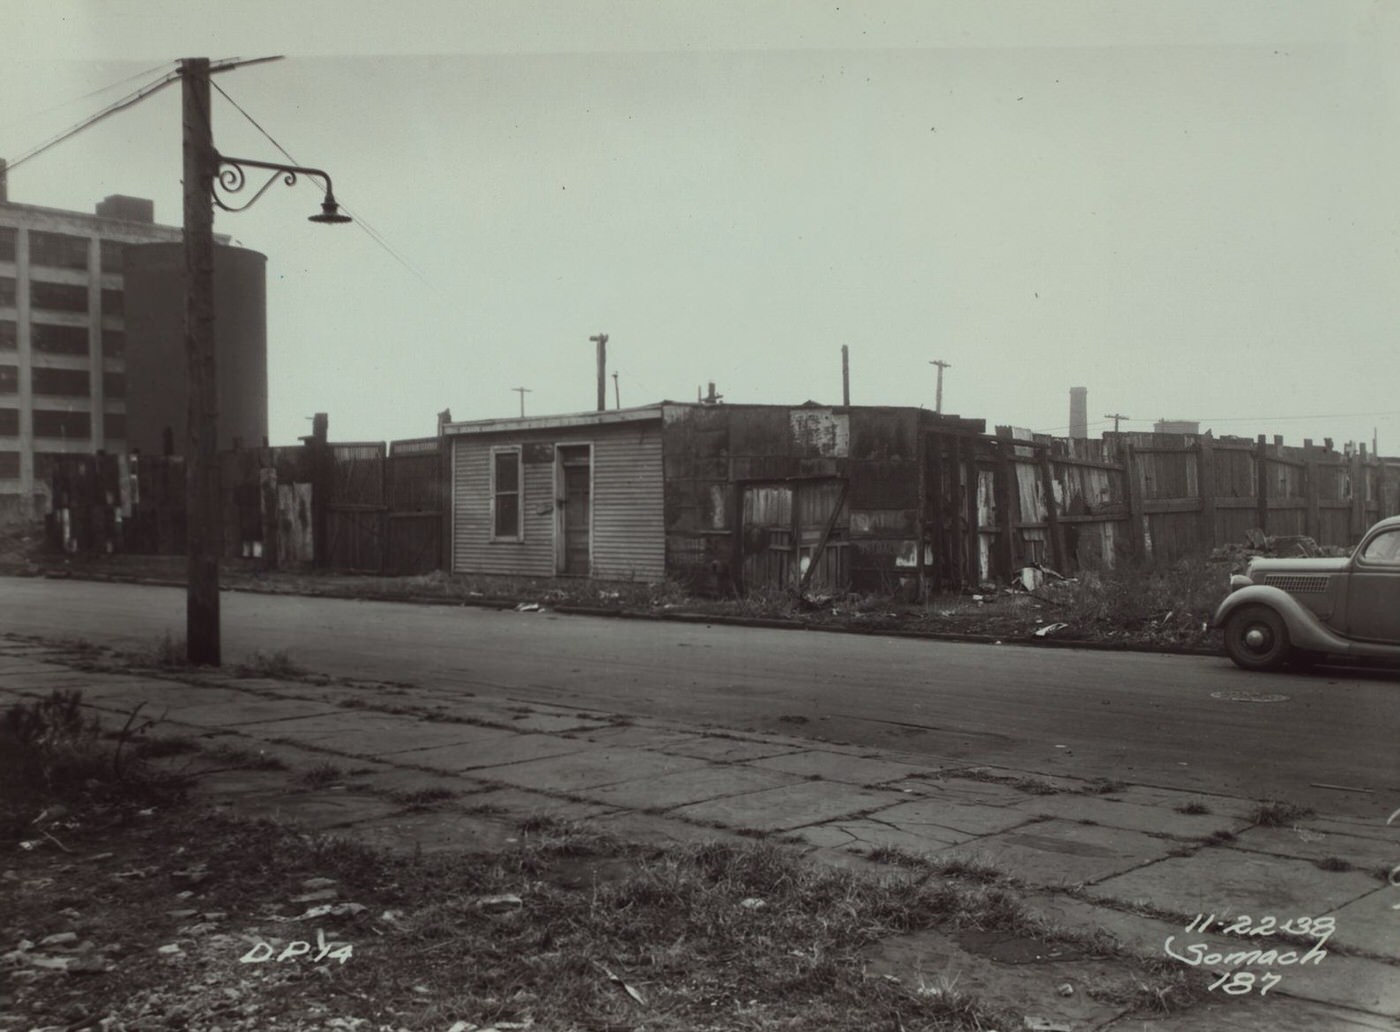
<box><xmin>1223</xmin><ymin>604</ymin><xmax>1290</xmax><ymax>672</ymax></box>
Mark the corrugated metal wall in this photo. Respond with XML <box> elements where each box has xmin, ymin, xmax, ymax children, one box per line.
<box><xmin>451</xmin><ymin>420</ymin><xmax>664</xmax><ymax>581</ymax></box>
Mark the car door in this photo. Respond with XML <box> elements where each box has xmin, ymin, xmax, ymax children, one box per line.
<box><xmin>1344</xmin><ymin>527</ymin><xmax>1400</xmax><ymax>643</ymax></box>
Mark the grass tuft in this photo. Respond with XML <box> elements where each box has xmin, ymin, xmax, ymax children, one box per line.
<box><xmin>1250</xmin><ymin>800</ymin><xmax>1315</xmax><ymax>827</ymax></box>
<box><xmin>1173</xmin><ymin>800</ymin><xmax>1211</xmax><ymax>815</ymax></box>
<box><xmin>234</xmin><ymin>648</ymin><xmax>308</xmax><ymax>679</ymax></box>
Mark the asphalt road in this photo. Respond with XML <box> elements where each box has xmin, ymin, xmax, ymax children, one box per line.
<box><xmin>3</xmin><ymin>578</ymin><xmax>1398</xmax><ymax>818</ymax></box>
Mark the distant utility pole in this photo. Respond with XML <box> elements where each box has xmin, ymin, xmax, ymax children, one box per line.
<box><xmin>612</xmin><ymin>372</ymin><xmax>620</xmax><ymax>410</ymax></box>
<box><xmin>1105</xmin><ymin>413</ymin><xmax>1130</xmax><ymax>433</ymax></box>
<box><xmin>929</xmin><ymin>360</ymin><xmax>951</xmax><ymax>414</ymax></box>
<box><xmin>589</xmin><ymin>333</ymin><xmax>608</xmax><ymax>412</ymax></box>
<box><xmin>512</xmin><ymin>387</ymin><xmax>532</xmax><ymax>417</ymax></box>
<box><xmin>841</xmin><ymin>345</ymin><xmax>850</xmax><ymax>406</ymax></box>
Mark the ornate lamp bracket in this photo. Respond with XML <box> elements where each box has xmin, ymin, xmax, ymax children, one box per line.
<box><xmin>212</xmin><ymin>153</ymin><xmax>350</xmax><ymax>223</ymax></box>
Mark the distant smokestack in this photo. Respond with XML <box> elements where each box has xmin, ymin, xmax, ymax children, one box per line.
<box><xmin>1069</xmin><ymin>387</ymin><xmax>1088</xmax><ymax>440</ymax></box>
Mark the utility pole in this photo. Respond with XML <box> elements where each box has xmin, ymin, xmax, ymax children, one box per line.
<box><xmin>589</xmin><ymin>333</ymin><xmax>608</xmax><ymax>412</ymax></box>
<box><xmin>182</xmin><ymin>57</ymin><xmax>221</xmax><ymax>666</ymax></box>
<box><xmin>841</xmin><ymin>345</ymin><xmax>850</xmax><ymax>406</ymax></box>
<box><xmin>612</xmin><ymin>372</ymin><xmax>620</xmax><ymax>410</ymax></box>
<box><xmin>1105</xmin><ymin>413</ymin><xmax>1130</xmax><ymax>433</ymax></box>
<box><xmin>512</xmin><ymin>387</ymin><xmax>532</xmax><ymax>417</ymax></box>
<box><xmin>929</xmin><ymin>360</ymin><xmax>951</xmax><ymax>414</ymax></box>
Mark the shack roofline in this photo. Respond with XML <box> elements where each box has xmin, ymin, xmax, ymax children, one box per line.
<box><xmin>442</xmin><ymin>401</ymin><xmax>985</xmax><ymax>437</ymax></box>
<box><xmin>441</xmin><ymin>404</ymin><xmax>663</xmax><ymax>436</ymax></box>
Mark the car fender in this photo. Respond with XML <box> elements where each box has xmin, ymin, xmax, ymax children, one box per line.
<box><xmin>1212</xmin><ymin>585</ymin><xmax>1357</xmax><ymax>654</ymax></box>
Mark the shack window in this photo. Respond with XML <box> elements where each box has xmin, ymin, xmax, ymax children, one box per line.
<box><xmin>491</xmin><ymin>447</ymin><xmax>522</xmax><ymax>541</ymax></box>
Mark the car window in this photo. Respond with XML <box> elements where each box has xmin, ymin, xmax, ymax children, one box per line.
<box><xmin>1360</xmin><ymin>529</ymin><xmax>1400</xmax><ymax>563</ymax></box>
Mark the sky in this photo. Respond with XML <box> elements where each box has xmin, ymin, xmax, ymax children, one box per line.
<box><xmin>3</xmin><ymin>1</ymin><xmax>1398</xmax><ymax>451</ymax></box>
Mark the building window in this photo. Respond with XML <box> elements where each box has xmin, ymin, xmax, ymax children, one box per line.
<box><xmin>0</xmin><ymin>452</ymin><xmax>18</xmax><ymax>478</ymax></box>
<box><xmin>103</xmin><ymin>371</ymin><xmax>125</xmax><ymax>398</ymax></box>
<box><xmin>31</xmin><ymin>281</ymin><xmax>89</xmax><ymax>313</ymax></box>
<box><xmin>0</xmin><ymin>227</ymin><xmax>16</xmax><ymax>263</ymax></box>
<box><xmin>104</xmin><ymin>412</ymin><xmax>126</xmax><ymax>440</ymax></box>
<box><xmin>100</xmin><ymin>239</ymin><xmax>125</xmax><ymax>274</ymax></box>
<box><xmin>0</xmin><ymin>277</ymin><xmax>14</xmax><ymax>308</ymax></box>
<box><xmin>31</xmin><ymin>323</ymin><xmax>88</xmax><ymax>355</ymax></box>
<box><xmin>32</xmin><ymin>367</ymin><xmax>91</xmax><ymax>397</ymax></box>
<box><xmin>32</xmin><ymin>409</ymin><xmax>90</xmax><ymax>439</ymax></box>
<box><xmin>0</xmin><ymin>409</ymin><xmax>18</xmax><ymax>435</ymax></box>
<box><xmin>0</xmin><ymin>322</ymin><xmax>15</xmax><ymax>350</ymax></box>
<box><xmin>491</xmin><ymin>447</ymin><xmax>523</xmax><ymax>540</ymax></box>
<box><xmin>100</xmin><ymin>288</ymin><xmax>124</xmax><ymax>316</ymax></box>
<box><xmin>0</xmin><ymin>366</ymin><xmax>16</xmax><ymax>393</ymax></box>
<box><xmin>102</xmin><ymin>329</ymin><xmax>125</xmax><ymax>357</ymax></box>
<box><xmin>29</xmin><ymin>231</ymin><xmax>89</xmax><ymax>271</ymax></box>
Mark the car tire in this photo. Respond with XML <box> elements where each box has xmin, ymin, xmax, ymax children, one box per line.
<box><xmin>1223</xmin><ymin>604</ymin><xmax>1290</xmax><ymax>672</ymax></box>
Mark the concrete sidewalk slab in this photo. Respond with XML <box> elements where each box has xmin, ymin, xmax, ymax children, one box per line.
<box><xmin>500</xmin><ymin>711</ymin><xmax>613</xmax><ymax>734</ymax></box>
<box><xmin>160</xmin><ymin>697</ymin><xmax>344</xmax><ymax>728</ymax></box>
<box><xmin>654</xmin><ymin>734</ymin><xmax>805</xmax><ymax>763</ymax></box>
<box><xmin>932</xmin><ymin>819</ymin><xmax>1178</xmax><ymax>887</ymax></box>
<box><xmin>1102</xmin><ymin>784</ymin><xmax>1264</xmax><ymax>820</ymax></box>
<box><xmin>873</xmin><ymin>797</ymin><xmax>1039</xmax><ymax>837</ymax></box>
<box><xmin>566</xmin><ymin>725</ymin><xmax>702</xmax><ymax>751</ymax></box>
<box><xmin>577</xmin><ymin>764</ymin><xmax>800</xmax><ymax>811</ymax></box>
<box><xmin>253</xmin><ymin>791</ymin><xmax>408</xmax><ymax>830</ymax></box>
<box><xmin>796</xmin><ymin>817</ymin><xmax>970</xmax><ymax>854</ymax></box>
<box><xmin>409</xmin><ymin>732</ymin><xmax>596</xmax><ymax>772</ymax></box>
<box><xmin>1323</xmin><ymin>889</ymin><xmax>1400</xmax><ymax>961</ymax></box>
<box><xmin>455</xmin><ymin>786</ymin><xmax>619</xmax><ymax>822</ymax></box>
<box><xmin>1098</xmin><ymin>996</ymin><xmax>1399</xmax><ymax>1031</ymax></box>
<box><xmin>473</xmin><ymin>746</ymin><xmax>712</xmax><ymax>793</ymax></box>
<box><xmin>671</xmin><ymin>781</ymin><xmax>907</xmax><ymax>832</ymax></box>
<box><xmin>265</xmin><ymin>714</ymin><xmax>505</xmax><ymax>757</ymax></box>
<box><xmin>745</xmin><ymin>749</ymin><xmax>939</xmax><ymax>785</ymax></box>
<box><xmin>590</xmin><ymin>811</ymin><xmax>749</xmax><ymax>848</ymax></box>
<box><xmin>1008</xmin><ymin>793</ymin><xmax>1252</xmax><ymax>840</ymax></box>
<box><xmin>1084</xmin><ymin>850</ymin><xmax>1382</xmax><ymax>917</ymax></box>
<box><xmin>66</xmin><ymin>678</ymin><xmax>253</xmax><ymax>713</ymax></box>
<box><xmin>1229</xmin><ymin>825</ymin><xmax>1398</xmax><ymax>872</ymax></box>
<box><xmin>896</xmin><ymin>774</ymin><xmax>1039</xmax><ymax>807</ymax></box>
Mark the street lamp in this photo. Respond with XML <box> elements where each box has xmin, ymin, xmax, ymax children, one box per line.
<box><xmin>181</xmin><ymin>56</ymin><xmax>349</xmax><ymax>665</ymax></box>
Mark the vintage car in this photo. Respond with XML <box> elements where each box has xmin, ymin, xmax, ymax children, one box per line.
<box><xmin>1214</xmin><ymin>515</ymin><xmax>1400</xmax><ymax>671</ymax></box>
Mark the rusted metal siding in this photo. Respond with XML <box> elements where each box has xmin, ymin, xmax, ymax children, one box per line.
<box><xmin>450</xmin><ymin>421</ymin><xmax>664</xmax><ymax>581</ymax></box>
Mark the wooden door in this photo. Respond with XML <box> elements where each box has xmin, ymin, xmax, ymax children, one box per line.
<box><xmin>560</xmin><ymin>449</ymin><xmax>591</xmax><ymax>575</ymax></box>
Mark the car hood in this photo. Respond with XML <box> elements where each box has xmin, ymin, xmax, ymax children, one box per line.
<box><xmin>1247</xmin><ymin>556</ymin><xmax>1350</xmax><ymax>578</ymax></box>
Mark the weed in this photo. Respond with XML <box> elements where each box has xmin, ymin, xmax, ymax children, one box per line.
<box><xmin>1198</xmin><ymin>829</ymin><xmax>1236</xmax><ymax>846</ymax></box>
<box><xmin>133</xmin><ymin>735</ymin><xmax>201</xmax><ymax>759</ymax></box>
<box><xmin>391</xmin><ymin>787</ymin><xmax>458</xmax><ymax>807</ymax></box>
<box><xmin>1250</xmin><ymin>800</ymin><xmax>1315</xmax><ymax>827</ymax></box>
<box><xmin>1173</xmin><ymin>800</ymin><xmax>1211</xmax><ymax>815</ymax></box>
<box><xmin>1084</xmin><ymin>778</ymin><xmax>1127</xmax><ymax>795</ymax></box>
<box><xmin>131</xmin><ymin>633</ymin><xmax>189</xmax><ymax>668</ymax></box>
<box><xmin>296</xmin><ymin>762</ymin><xmax>345</xmax><ymax>788</ymax></box>
<box><xmin>1315</xmin><ymin>856</ymin><xmax>1353</xmax><ymax>872</ymax></box>
<box><xmin>202</xmin><ymin>742</ymin><xmax>287</xmax><ymax>771</ymax></box>
<box><xmin>234</xmin><ymin>649</ymin><xmax>308</xmax><ymax>679</ymax></box>
<box><xmin>0</xmin><ymin>690</ymin><xmax>186</xmax><ymax>828</ymax></box>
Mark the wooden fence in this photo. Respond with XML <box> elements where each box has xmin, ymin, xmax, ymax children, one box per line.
<box><xmin>976</xmin><ymin>428</ymin><xmax>1397</xmax><ymax>582</ymax></box>
<box><xmin>47</xmin><ymin>429</ymin><xmax>443</xmax><ymax>576</ymax></box>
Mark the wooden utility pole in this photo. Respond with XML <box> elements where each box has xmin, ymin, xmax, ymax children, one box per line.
<box><xmin>182</xmin><ymin>57</ymin><xmax>221</xmax><ymax>666</ymax></box>
<box><xmin>1105</xmin><ymin>413</ymin><xmax>1129</xmax><ymax>433</ymax></box>
<box><xmin>929</xmin><ymin>360</ymin><xmax>950</xmax><ymax>414</ymax></box>
<box><xmin>612</xmin><ymin>372</ymin><xmax>620</xmax><ymax>410</ymax></box>
<box><xmin>841</xmin><ymin>345</ymin><xmax>850</xmax><ymax>405</ymax></box>
<box><xmin>590</xmin><ymin>333</ymin><xmax>608</xmax><ymax>412</ymax></box>
<box><xmin>512</xmin><ymin>387</ymin><xmax>532</xmax><ymax>417</ymax></box>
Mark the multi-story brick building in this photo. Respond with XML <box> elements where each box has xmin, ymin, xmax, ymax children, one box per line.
<box><xmin>0</xmin><ymin>165</ymin><xmax>266</xmax><ymax>516</ymax></box>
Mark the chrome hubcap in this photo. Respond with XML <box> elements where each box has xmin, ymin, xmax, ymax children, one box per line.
<box><xmin>1244</xmin><ymin>627</ymin><xmax>1269</xmax><ymax>651</ymax></box>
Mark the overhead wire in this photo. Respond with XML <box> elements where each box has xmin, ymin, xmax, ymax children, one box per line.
<box><xmin>4</xmin><ymin>66</ymin><xmax>183</xmax><ymax>176</ymax></box>
<box><xmin>0</xmin><ymin>60</ymin><xmax>175</xmax><ymax>137</ymax></box>
<box><xmin>209</xmin><ymin>77</ymin><xmax>442</xmax><ymax>296</ymax></box>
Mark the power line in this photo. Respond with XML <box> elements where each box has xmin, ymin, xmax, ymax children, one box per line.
<box><xmin>210</xmin><ymin>77</ymin><xmax>441</xmax><ymax>295</ymax></box>
<box><xmin>4</xmin><ymin>66</ymin><xmax>184</xmax><ymax>175</ymax></box>
<box><xmin>0</xmin><ymin>60</ymin><xmax>175</xmax><ymax>137</ymax></box>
